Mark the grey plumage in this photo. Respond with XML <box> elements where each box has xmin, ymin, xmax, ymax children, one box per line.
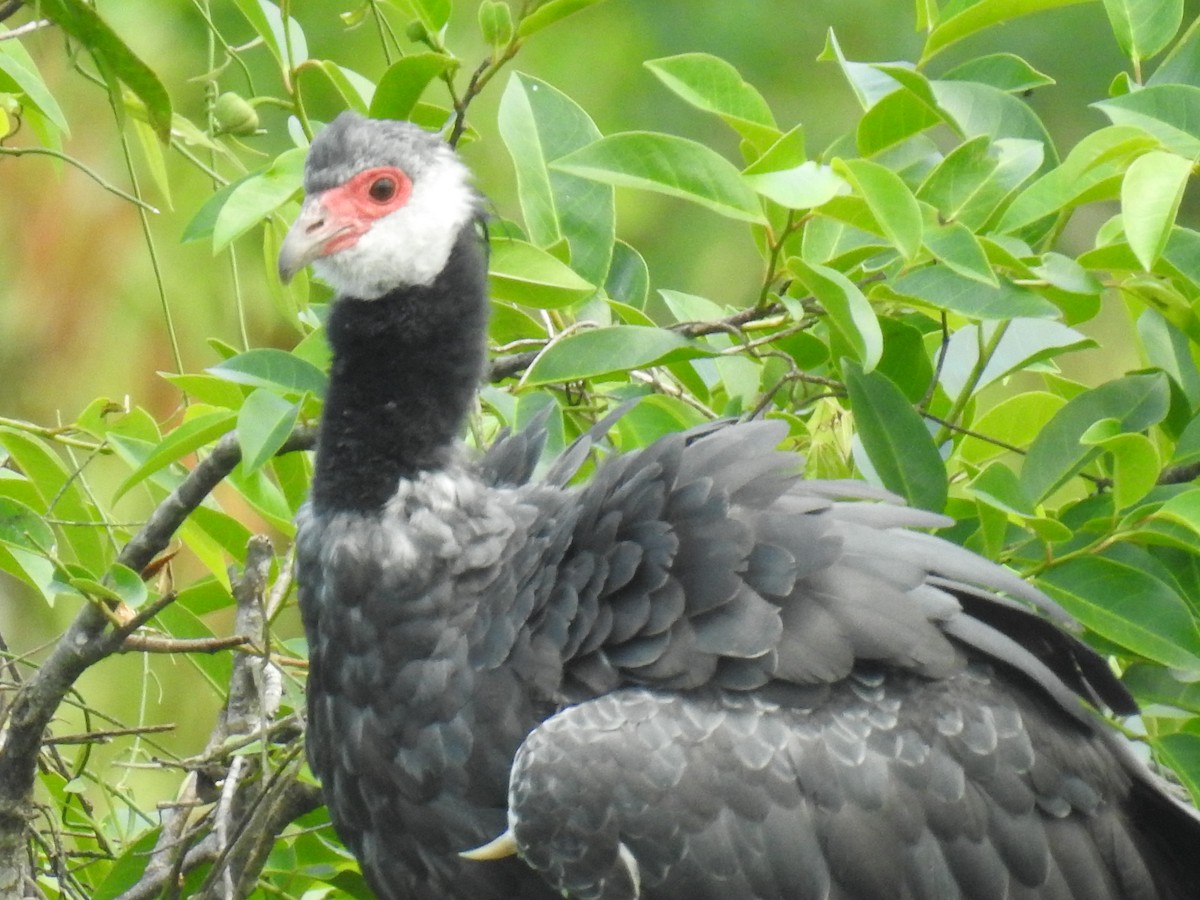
<box><xmin>287</xmin><ymin>112</ymin><xmax>1200</xmax><ymax>900</ymax></box>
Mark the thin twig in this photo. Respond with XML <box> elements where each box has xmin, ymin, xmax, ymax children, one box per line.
<box><xmin>119</xmin><ymin>634</ymin><xmax>251</xmax><ymax>655</ymax></box>
<box><xmin>0</xmin><ymin>147</ymin><xmax>159</xmax><ymax>213</ymax></box>
<box><xmin>0</xmin><ymin>18</ymin><xmax>51</xmax><ymax>40</ymax></box>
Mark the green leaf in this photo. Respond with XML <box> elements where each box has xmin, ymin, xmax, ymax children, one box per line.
<box><xmin>940</xmin><ymin>319</ymin><xmax>1095</xmax><ymax>403</ymax></box>
<box><xmin>478</xmin><ymin>0</ymin><xmax>514</xmax><ymax>48</ymax></box>
<box><xmin>1095</xmin><ymin>84</ymin><xmax>1200</xmax><ymax>156</ymax></box>
<box><xmin>844</xmin><ymin>360</ymin><xmax>947</xmax><ymax>512</ymax></box>
<box><xmin>789</xmin><ymin>259</ymin><xmax>883</xmax><ymax>371</ymax></box>
<box><xmin>1101</xmin><ymin>0</ymin><xmax>1183</xmax><ymax>63</ymax></box>
<box><xmin>967</xmin><ymin>461</ymin><xmax>1037</xmax><ymax>517</ymax></box>
<box><xmin>1153</xmin><ymin>732</ymin><xmax>1200</xmax><ymax>806</ymax></box>
<box><xmin>1038</xmin><ymin>554</ymin><xmax>1200</xmax><ymax>670</ymax></box>
<box><xmin>923</xmin><ymin>220</ymin><xmax>997</xmax><ymax>286</ymax></box>
<box><xmin>857</xmin><ymin>88</ymin><xmax>945</xmax><ymax>157</ymax></box>
<box><xmin>553</xmin><ymin>132</ymin><xmax>766</xmax><ymax>223</ymax></box>
<box><xmin>36</xmin><ymin>0</ymin><xmax>172</xmax><ymax>140</ymax></box>
<box><xmin>960</xmin><ymin>391</ymin><xmax>1066</xmax><ymax>465</ymax></box>
<box><xmin>498</xmin><ymin>73</ymin><xmax>613</xmax><ymax>283</ymax></box>
<box><xmin>917</xmin><ymin>136</ymin><xmax>1043</xmax><ymax>229</ymax></box>
<box><xmin>818</xmin><ymin>29</ymin><xmax>905</xmax><ymax>109</ymax></box>
<box><xmin>1149</xmin><ymin>14</ymin><xmax>1200</xmax><ymax>86</ymax></box>
<box><xmin>0</xmin><ymin>430</ymin><xmax>106</xmax><ymax>570</ymax></box>
<box><xmin>0</xmin><ymin>52</ymin><xmax>69</xmax><ymax>135</ymax></box>
<box><xmin>208</xmin><ymin>349</ymin><xmax>328</xmax><ymax>398</ymax></box>
<box><xmin>1122</xmin><ymin>150</ymin><xmax>1193</xmax><ymax>270</ymax></box>
<box><xmin>891</xmin><ymin>267</ymin><xmax>1059</xmax><ymax>319</ymax></box>
<box><xmin>308</xmin><ymin>61</ymin><xmax>374</xmax><ymax>113</ymax></box>
<box><xmin>645</xmin><ymin>53</ymin><xmax>778</xmax><ymax>148</ymax></box>
<box><xmin>931</xmin><ymin>81</ymin><xmax>1057</xmax><ymax>167</ymax></box>
<box><xmin>1080</xmin><ymin>421</ymin><xmax>1161</xmax><ymax>509</ymax></box>
<box><xmin>517</xmin><ymin>0</ymin><xmax>604</xmax><ymax>36</ymax></box>
<box><xmin>606</xmin><ymin>240</ymin><xmax>650</xmax><ymax>308</ymax></box>
<box><xmin>370</xmin><ymin>53</ymin><xmax>454</xmax><ymax>121</ymax></box>
<box><xmin>996</xmin><ymin>125</ymin><xmax>1158</xmax><ymax>233</ymax></box>
<box><xmin>1155</xmin><ymin>488</ymin><xmax>1200</xmax><ymax>538</ymax></box>
<box><xmin>113</xmin><ymin>410</ymin><xmax>237</xmax><ymax>502</ymax></box>
<box><xmin>0</xmin><ymin>497</ymin><xmax>56</xmax><ymax>554</ymax></box>
<box><xmin>744</xmin><ymin>162</ymin><xmax>848</xmax><ymax>210</ymax></box>
<box><xmin>923</xmin><ymin>0</ymin><xmax>1095</xmax><ymax>62</ymax></box>
<box><xmin>1021</xmin><ymin>372</ymin><xmax>1171</xmax><ymax>502</ymax></box>
<box><xmin>833</xmin><ymin>158</ymin><xmax>922</xmax><ymax>260</ymax></box>
<box><xmin>1124</xmin><ymin>662</ymin><xmax>1200</xmax><ymax>713</ymax></box>
<box><xmin>237</xmin><ymin>390</ymin><xmax>299</xmax><ymax>474</ymax></box>
<box><xmin>523</xmin><ymin>326</ymin><xmax>717</xmax><ymax>386</ymax></box>
<box><xmin>941</xmin><ymin>53</ymin><xmax>1055</xmax><ymax>93</ymax></box>
<box><xmin>213</xmin><ymin>149</ymin><xmax>305</xmax><ymax>251</ymax></box>
<box><xmin>488</xmin><ymin>239</ymin><xmax>595</xmax><ymax>309</ymax></box>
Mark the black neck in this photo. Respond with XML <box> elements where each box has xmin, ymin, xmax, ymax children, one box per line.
<box><xmin>312</xmin><ymin>223</ymin><xmax>489</xmax><ymax>512</ymax></box>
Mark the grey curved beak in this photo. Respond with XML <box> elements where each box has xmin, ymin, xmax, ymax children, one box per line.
<box><xmin>278</xmin><ymin>195</ymin><xmax>334</xmax><ymax>284</ymax></box>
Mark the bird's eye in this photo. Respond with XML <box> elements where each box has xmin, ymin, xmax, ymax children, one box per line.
<box><xmin>369</xmin><ymin>177</ymin><xmax>397</xmax><ymax>202</ymax></box>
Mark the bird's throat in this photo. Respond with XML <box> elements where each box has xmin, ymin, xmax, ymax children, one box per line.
<box><xmin>311</xmin><ymin>224</ymin><xmax>489</xmax><ymax>512</ymax></box>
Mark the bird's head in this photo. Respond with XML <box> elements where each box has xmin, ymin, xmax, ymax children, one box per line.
<box><xmin>278</xmin><ymin>112</ymin><xmax>479</xmax><ymax>300</ymax></box>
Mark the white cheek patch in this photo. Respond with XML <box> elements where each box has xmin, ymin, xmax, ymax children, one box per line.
<box><xmin>313</xmin><ymin>155</ymin><xmax>478</xmax><ymax>300</ymax></box>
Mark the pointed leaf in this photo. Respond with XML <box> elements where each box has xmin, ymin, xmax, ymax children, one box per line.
<box><xmin>517</xmin><ymin>0</ymin><xmax>605</xmax><ymax>36</ymax></box>
<box><xmin>1101</xmin><ymin>0</ymin><xmax>1183</xmax><ymax>63</ymax></box>
<box><xmin>113</xmin><ymin>411</ymin><xmax>237</xmax><ymax>502</ymax></box>
<box><xmin>923</xmin><ymin>0</ymin><xmax>1094</xmax><ymax>62</ymax></box>
<box><xmin>941</xmin><ymin>53</ymin><xmax>1055</xmax><ymax>93</ymax></box>
<box><xmin>645</xmin><ymin>53</ymin><xmax>778</xmax><ymax>147</ymax></box>
<box><xmin>1021</xmin><ymin>372</ymin><xmax>1170</xmax><ymax>501</ymax></box>
<box><xmin>834</xmin><ymin>158</ymin><xmax>922</xmax><ymax>260</ymax></box>
<box><xmin>370</xmin><ymin>53</ymin><xmax>454</xmax><ymax>120</ymax></box>
<box><xmin>237</xmin><ymin>389</ymin><xmax>300</xmax><ymax>474</ymax></box>
<box><xmin>1038</xmin><ymin>555</ymin><xmax>1200</xmax><ymax>670</ymax></box>
<box><xmin>891</xmin><ymin>267</ymin><xmax>1058</xmax><ymax>319</ymax></box>
<box><xmin>498</xmin><ymin>73</ymin><xmax>613</xmax><ymax>283</ymax></box>
<box><xmin>1122</xmin><ymin>149</ymin><xmax>1193</xmax><ymax>270</ymax></box>
<box><xmin>844</xmin><ymin>360</ymin><xmax>947</xmax><ymax>512</ymax></box>
<box><xmin>553</xmin><ymin>132</ymin><xmax>765</xmax><ymax>223</ymax></box>
<box><xmin>923</xmin><ymin>220</ymin><xmax>997</xmax><ymax>286</ymax></box>
<box><xmin>36</xmin><ymin>0</ymin><xmax>172</xmax><ymax>139</ymax></box>
<box><xmin>1095</xmin><ymin>84</ymin><xmax>1200</xmax><ymax>157</ymax></box>
<box><xmin>789</xmin><ymin>259</ymin><xmax>883</xmax><ymax>371</ymax></box>
<box><xmin>208</xmin><ymin>349</ymin><xmax>328</xmax><ymax>398</ymax></box>
<box><xmin>524</xmin><ymin>326</ymin><xmax>717</xmax><ymax>386</ymax></box>
<box><xmin>488</xmin><ymin>239</ymin><xmax>595</xmax><ymax>309</ymax></box>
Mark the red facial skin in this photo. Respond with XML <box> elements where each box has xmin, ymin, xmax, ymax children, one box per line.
<box><xmin>316</xmin><ymin>165</ymin><xmax>413</xmax><ymax>254</ymax></box>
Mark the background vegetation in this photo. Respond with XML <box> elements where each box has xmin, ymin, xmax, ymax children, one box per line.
<box><xmin>2</xmin><ymin>0</ymin><xmax>1200</xmax><ymax>896</ymax></box>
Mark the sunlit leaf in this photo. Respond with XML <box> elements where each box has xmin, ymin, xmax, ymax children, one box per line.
<box><xmin>208</xmin><ymin>349</ymin><xmax>328</xmax><ymax>397</ymax></box>
<box><xmin>553</xmin><ymin>132</ymin><xmax>765</xmax><ymax>223</ymax></box>
<box><xmin>113</xmin><ymin>411</ymin><xmax>237</xmax><ymax>502</ymax></box>
<box><xmin>488</xmin><ymin>239</ymin><xmax>595</xmax><ymax>309</ymax></box>
<box><xmin>370</xmin><ymin>53</ymin><xmax>454</xmax><ymax>121</ymax></box>
<box><xmin>923</xmin><ymin>0</ymin><xmax>1094</xmax><ymax>62</ymax></box>
<box><xmin>1101</xmin><ymin>0</ymin><xmax>1183</xmax><ymax>63</ymax></box>
<box><xmin>1021</xmin><ymin>372</ymin><xmax>1170</xmax><ymax>501</ymax></box>
<box><xmin>524</xmin><ymin>326</ymin><xmax>717</xmax><ymax>386</ymax></box>
<box><xmin>833</xmin><ymin>158</ymin><xmax>922</xmax><ymax>260</ymax></box>
<box><xmin>646</xmin><ymin>53</ymin><xmax>778</xmax><ymax>148</ymax></box>
<box><xmin>941</xmin><ymin>52</ymin><xmax>1055</xmax><ymax>92</ymax></box>
<box><xmin>1122</xmin><ymin>149</ymin><xmax>1193</xmax><ymax>270</ymax></box>
<box><xmin>498</xmin><ymin>73</ymin><xmax>613</xmax><ymax>283</ymax></box>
